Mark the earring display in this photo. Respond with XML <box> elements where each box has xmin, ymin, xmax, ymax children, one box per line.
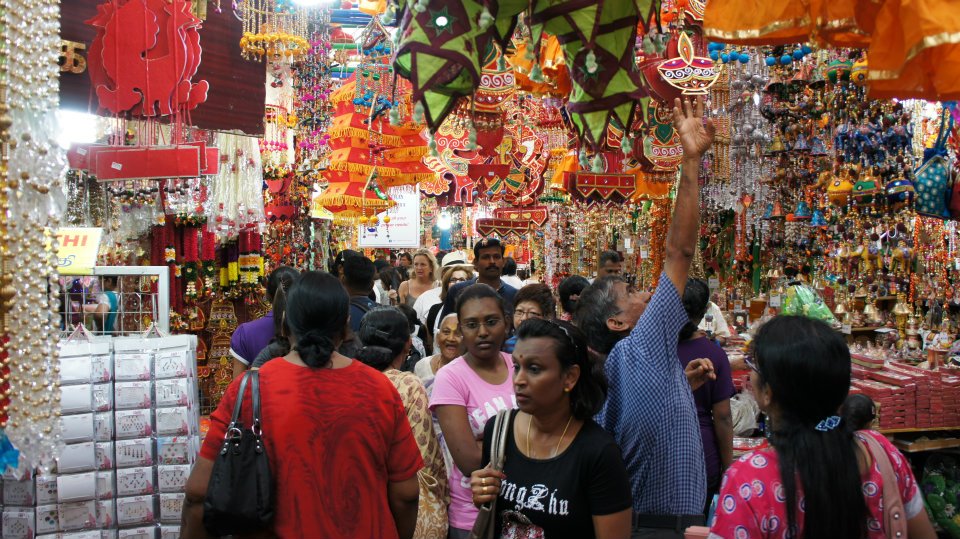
<box><xmin>0</xmin><ymin>334</ymin><xmax>200</xmax><ymax>538</ymax></box>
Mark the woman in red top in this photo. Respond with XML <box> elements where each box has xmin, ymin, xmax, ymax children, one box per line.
<box><xmin>182</xmin><ymin>272</ymin><xmax>423</xmax><ymax>539</ymax></box>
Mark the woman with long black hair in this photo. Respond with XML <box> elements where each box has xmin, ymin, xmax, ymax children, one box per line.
<box><xmin>710</xmin><ymin>315</ymin><xmax>935</xmax><ymax>539</ymax></box>
<box><xmin>182</xmin><ymin>272</ymin><xmax>422</xmax><ymax>539</ymax></box>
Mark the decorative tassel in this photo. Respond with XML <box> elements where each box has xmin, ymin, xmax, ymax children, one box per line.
<box><xmin>413</xmin><ymin>0</ymin><xmax>428</xmax><ymax>13</ymax></box>
<box><xmin>585</xmin><ymin>50</ymin><xmax>598</xmax><ymax>74</ymax></box>
<box><xmin>529</xmin><ymin>64</ymin><xmax>544</xmax><ymax>83</ymax></box>
<box><xmin>591</xmin><ymin>154</ymin><xmax>605</xmax><ymax>173</ymax></box>
<box><xmin>413</xmin><ymin>101</ymin><xmax>425</xmax><ymax>124</ymax></box>
<box><xmin>466</xmin><ymin>124</ymin><xmax>478</xmax><ymax>150</ymax></box>
<box><xmin>641</xmin><ymin>35</ymin><xmax>656</xmax><ymax>55</ymax></box>
<box><xmin>621</xmin><ymin>134</ymin><xmax>633</xmax><ymax>157</ymax></box>
<box><xmin>524</xmin><ymin>45</ymin><xmax>536</xmax><ymax>62</ymax></box>
<box><xmin>428</xmin><ymin>133</ymin><xmax>438</xmax><ymax>157</ymax></box>
<box><xmin>478</xmin><ymin>8</ymin><xmax>494</xmax><ymax>30</ymax></box>
<box><xmin>578</xmin><ymin>151</ymin><xmax>590</xmax><ymax>170</ymax></box>
<box><xmin>389</xmin><ymin>105</ymin><xmax>401</xmax><ymax>126</ymax></box>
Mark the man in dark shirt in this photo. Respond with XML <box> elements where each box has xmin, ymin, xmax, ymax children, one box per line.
<box><xmin>341</xmin><ymin>255</ymin><xmax>378</xmax><ymax>333</ymax></box>
<box><xmin>440</xmin><ymin>238</ymin><xmax>517</xmax><ymax>319</ymax></box>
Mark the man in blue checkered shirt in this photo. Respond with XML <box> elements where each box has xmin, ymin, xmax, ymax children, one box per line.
<box><xmin>596</xmin><ymin>96</ymin><xmax>717</xmax><ymax>538</ymax></box>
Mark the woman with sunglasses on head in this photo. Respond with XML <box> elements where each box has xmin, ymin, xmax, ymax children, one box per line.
<box><xmin>422</xmin><ymin>265</ymin><xmax>474</xmax><ymax>345</ymax></box>
<box><xmin>711</xmin><ymin>316</ymin><xmax>935</xmax><ymax>539</ymax></box>
<box><xmin>470</xmin><ymin>319</ymin><xmax>632</xmax><ymax>539</ymax></box>
<box><xmin>358</xmin><ymin>307</ymin><xmax>449</xmax><ymax>539</ymax></box>
<box><xmin>430</xmin><ymin>284</ymin><xmax>517</xmax><ymax>538</ymax></box>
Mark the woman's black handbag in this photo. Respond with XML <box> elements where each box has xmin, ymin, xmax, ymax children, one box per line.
<box><xmin>203</xmin><ymin>370</ymin><xmax>275</xmax><ymax>535</ymax></box>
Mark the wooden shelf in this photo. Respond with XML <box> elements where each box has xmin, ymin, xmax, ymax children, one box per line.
<box><xmin>880</xmin><ymin>426</ymin><xmax>960</xmax><ymax>434</ymax></box>
<box><xmin>893</xmin><ymin>437</ymin><xmax>960</xmax><ymax>453</ymax></box>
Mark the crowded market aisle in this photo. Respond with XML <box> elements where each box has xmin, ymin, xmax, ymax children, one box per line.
<box><xmin>0</xmin><ymin>0</ymin><xmax>959</xmax><ymax>538</ymax></box>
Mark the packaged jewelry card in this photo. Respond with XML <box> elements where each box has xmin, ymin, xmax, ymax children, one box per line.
<box><xmin>94</xmin><ymin>441</ymin><xmax>115</xmax><ymax>471</ymax></box>
<box><xmin>2</xmin><ymin>507</ymin><xmax>36</xmax><ymax>539</ymax></box>
<box><xmin>157</xmin><ymin>464</ymin><xmax>190</xmax><ymax>493</ymax></box>
<box><xmin>60</xmin><ymin>384</ymin><xmax>94</xmax><ymax>415</ymax></box>
<box><xmin>155</xmin><ymin>406</ymin><xmax>192</xmax><ymax>436</ymax></box>
<box><xmin>114</xmin><ymin>353</ymin><xmax>152</xmax><ymax>381</ymax></box>
<box><xmin>155</xmin><ymin>436</ymin><xmax>195</xmax><ymax>465</ymax></box>
<box><xmin>118</xmin><ymin>526</ymin><xmax>157</xmax><ymax>539</ymax></box>
<box><xmin>90</xmin><ymin>353</ymin><xmax>114</xmax><ymax>383</ymax></box>
<box><xmin>116</xmin><ymin>467</ymin><xmax>155</xmax><ymax>497</ymax></box>
<box><xmin>115</xmin><ymin>409</ymin><xmax>153</xmax><ymax>439</ymax></box>
<box><xmin>160</xmin><ymin>525</ymin><xmax>181</xmax><ymax>539</ymax></box>
<box><xmin>60</xmin><ymin>355</ymin><xmax>94</xmax><ymax>385</ymax></box>
<box><xmin>57</xmin><ymin>442</ymin><xmax>97</xmax><ymax>474</ymax></box>
<box><xmin>116</xmin><ymin>494</ymin><xmax>156</xmax><ymax>527</ymax></box>
<box><xmin>4</xmin><ymin>475</ymin><xmax>36</xmax><ymax>505</ymax></box>
<box><xmin>114</xmin><ymin>381</ymin><xmax>154</xmax><ymax>410</ymax></box>
<box><xmin>54</xmin><ymin>531</ymin><xmax>103</xmax><ymax>539</ymax></box>
<box><xmin>58</xmin><ymin>499</ymin><xmax>97</xmax><ymax>531</ymax></box>
<box><xmin>3</xmin><ymin>464</ymin><xmax>32</xmax><ymax>480</ymax></box>
<box><xmin>56</xmin><ymin>471</ymin><xmax>97</xmax><ymax>502</ymax></box>
<box><xmin>36</xmin><ymin>504</ymin><xmax>59</xmax><ymax>534</ymax></box>
<box><xmin>94</xmin><ymin>412</ymin><xmax>114</xmax><ymax>442</ymax></box>
<box><xmin>115</xmin><ymin>438</ymin><xmax>154</xmax><ymax>468</ymax></box>
<box><xmin>36</xmin><ymin>474</ymin><xmax>58</xmax><ymax>504</ymax></box>
<box><xmin>154</xmin><ymin>378</ymin><xmax>191</xmax><ymax>408</ymax></box>
<box><xmin>159</xmin><ymin>492</ymin><xmax>184</xmax><ymax>523</ymax></box>
<box><xmin>92</xmin><ymin>383</ymin><xmax>114</xmax><ymax>412</ymax></box>
<box><xmin>61</xmin><ymin>413</ymin><xmax>95</xmax><ymax>444</ymax></box>
<box><xmin>95</xmin><ymin>498</ymin><xmax>116</xmax><ymax>528</ymax></box>
<box><xmin>101</xmin><ymin>530</ymin><xmax>121</xmax><ymax>539</ymax></box>
<box><xmin>96</xmin><ymin>470</ymin><xmax>115</xmax><ymax>500</ymax></box>
<box><xmin>154</xmin><ymin>350</ymin><xmax>191</xmax><ymax>379</ymax></box>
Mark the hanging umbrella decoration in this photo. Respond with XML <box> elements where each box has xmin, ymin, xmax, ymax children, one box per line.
<box><xmin>316</xmin><ymin>17</ymin><xmax>431</xmax><ymax>227</ymax></box>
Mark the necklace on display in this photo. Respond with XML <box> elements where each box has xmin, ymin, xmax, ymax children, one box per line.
<box><xmin>526</xmin><ymin>413</ymin><xmax>573</xmax><ymax>459</ymax></box>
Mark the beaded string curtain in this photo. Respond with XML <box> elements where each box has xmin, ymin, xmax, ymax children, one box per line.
<box><xmin>236</xmin><ymin>0</ymin><xmax>314</xmax><ymax>61</ymax></box>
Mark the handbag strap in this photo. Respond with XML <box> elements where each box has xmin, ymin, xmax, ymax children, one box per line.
<box><xmin>229</xmin><ymin>372</ymin><xmax>253</xmax><ymax>427</ymax></box>
<box><xmin>489</xmin><ymin>410</ymin><xmax>512</xmax><ymax>471</ymax></box>
<box><xmin>251</xmin><ymin>370</ymin><xmax>262</xmax><ymax>435</ymax></box>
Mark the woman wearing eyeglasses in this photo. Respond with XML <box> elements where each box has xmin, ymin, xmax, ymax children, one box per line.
<box><xmin>430</xmin><ymin>284</ymin><xmax>516</xmax><ymax>538</ymax></box>
<box><xmin>469</xmin><ymin>319</ymin><xmax>632</xmax><ymax>539</ymax></box>
<box><xmin>505</xmin><ymin>284</ymin><xmax>557</xmax><ymax>353</ymax></box>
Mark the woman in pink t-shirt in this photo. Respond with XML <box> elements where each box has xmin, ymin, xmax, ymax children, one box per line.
<box><xmin>430</xmin><ymin>284</ymin><xmax>516</xmax><ymax>537</ymax></box>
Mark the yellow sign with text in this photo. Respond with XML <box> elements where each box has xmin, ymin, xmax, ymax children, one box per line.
<box><xmin>56</xmin><ymin>227</ymin><xmax>103</xmax><ymax>275</ymax></box>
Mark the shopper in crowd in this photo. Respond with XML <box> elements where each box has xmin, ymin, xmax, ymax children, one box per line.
<box><xmin>357</xmin><ymin>307</ymin><xmax>449</xmax><ymax>539</ymax></box>
<box><xmin>229</xmin><ymin>265</ymin><xmax>300</xmax><ymax>378</ymax></box>
<box><xmin>698</xmin><ymin>299</ymin><xmax>732</xmax><ymax>344</ymax></box>
<box><xmin>711</xmin><ymin>316</ymin><xmax>936</xmax><ymax>539</ymax></box>
<box><xmin>596</xmin><ymin>250</ymin><xmax>624</xmax><ymax>280</ymax></box>
<box><xmin>470</xmin><ymin>319</ymin><xmax>631</xmax><ymax>539</ymax></box>
<box><xmin>250</xmin><ymin>269</ymin><xmax>299</xmax><ymax>368</ymax></box>
<box><xmin>841</xmin><ymin>393</ymin><xmax>879</xmax><ymax>431</ymax></box>
<box><xmin>505</xmin><ymin>283</ymin><xmax>556</xmax><ymax>353</ymax></box>
<box><xmin>470</xmin><ymin>319</ymin><xmax>632</xmax><ymax>538</ymax></box>
<box><xmin>558</xmin><ymin>275</ymin><xmax>590</xmax><ymax>322</ymax></box>
<box><xmin>399</xmin><ymin>249</ymin><xmax>440</xmax><ymax>307</ymax></box>
<box><xmin>677</xmin><ymin>278</ymin><xmax>735</xmax><ymax>515</ymax></box>
<box><xmin>94</xmin><ymin>276</ymin><xmax>120</xmax><ymax>333</ymax></box>
<box><xmin>430</xmin><ymin>284</ymin><xmax>516</xmax><ymax>537</ymax></box>
<box><xmin>341</xmin><ymin>255</ymin><xmax>379</xmax><ymax>333</ymax></box>
<box><xmin>397</xmin><ymin>303</ymin><xmax>426</xmax><ymax>369</ymax></box>
<box><xmin>415</xmin><ymin>261</ymin><xmax>472</xmax><ymax>335</ymax></box>
<box><xmin>522</xmin><ymin>260</ymin><xmax>542</xmax><ymax>285</ymax></box>
<box><xmin>597</xmin><ymin>97</ymin><xmax>715</xmax><ymax>538</ymax></box>
<box><xmin>398</xmin><ymin>251</ymin><xmax>413</xmax><ymax>281</ymax></box>
<box><xmin>573</xmin><ymin>275</ymin><xmax>649</xmax><ymax>360</ymax></box>
<box><xmin>501</xmin><ymin>257</ymin><xmax>524</xmax><ymax>289</ymax></box>
<box><xmin>182</xmin><ymin>272</ymin><xmax>422</xmax><ymax>539</ymax></box>
<box><xmin>440</xmin><ymin>238</ymin><xmax>518</xmax><ymax>320</ymax></box>
<box><xmin>415</xmin><ymin>313</ymin><xmax>463</xmax><ymax>396</ymax></box>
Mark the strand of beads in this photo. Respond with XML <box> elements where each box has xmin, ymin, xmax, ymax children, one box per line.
<box><xmin>2</xmin><ymin>0</ymin><xmax>67</xmax><ymax>472</ymax></box>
